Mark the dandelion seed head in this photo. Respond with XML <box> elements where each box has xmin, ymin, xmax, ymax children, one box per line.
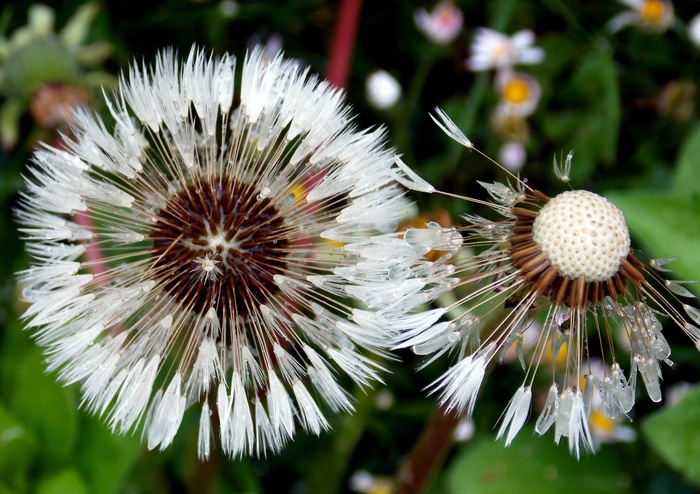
<box><xmin>16</xmin><ymin>46</ymin><xmax>411</xmax><ymax>459</ymax></box>
<box><xmin>396</xmin><ymin>109</ymin><xmax>699</xmax><ymax>457</ymax></box>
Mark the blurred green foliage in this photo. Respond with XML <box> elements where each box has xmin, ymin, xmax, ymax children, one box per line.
<box><xmin>1</xmin><ymin>0</ymin><xmax>700</xmax><ymax>493</ymax></box>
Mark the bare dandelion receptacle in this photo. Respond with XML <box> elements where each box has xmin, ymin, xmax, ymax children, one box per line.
<box><xmin>394</xmin><ymin>109</ymin><xmax>700</xmax><ymax>457</ymax></box>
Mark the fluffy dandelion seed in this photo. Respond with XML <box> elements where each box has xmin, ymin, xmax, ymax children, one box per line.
<box><xmin>15</xmin><ymin>46</ymin><xmax>412</xmax><ymax>459</ymax></box>
<box><xmin>394</xmin><ymin>109</ymin><xmax>700</xmax><ymax>457</ymax></box>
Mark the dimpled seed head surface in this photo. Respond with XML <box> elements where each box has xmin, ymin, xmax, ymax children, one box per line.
<box><xmin>532</xmin><ymin>190</ymin><xmax>630</xmax><ymax>282</ymax></box>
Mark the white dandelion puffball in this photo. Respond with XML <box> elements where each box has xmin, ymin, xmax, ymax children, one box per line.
<box><xmin>16</xmin><ymin>46</ymin><xmax>415</xmax><ymax>459</ymax></box>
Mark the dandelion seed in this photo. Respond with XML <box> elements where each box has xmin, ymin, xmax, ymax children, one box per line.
<box><xmin>16</xmin><ymin>46</ymin><xmax>411</xmax><ymax>459</ymax></box>
<box><xmin>395</xmin><ymin>109</ymin><xmax>700</xmax><ymax>457</ymax></box>
<box><xmin>193</xmin><ymin>255</ymin><xmax>223</xmax><ymax>282</ymax></box>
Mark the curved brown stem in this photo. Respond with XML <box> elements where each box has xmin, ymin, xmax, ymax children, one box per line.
<box><xmin>394</xmin><ymin>404</ymin><xmax>462</xmax><ymax>494</ymax></box>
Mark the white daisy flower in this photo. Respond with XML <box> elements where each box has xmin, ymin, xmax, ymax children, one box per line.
<box><xmin>414</xmin><ymin>1</ymin><xmax>464</xmax><ymax>45</ymax></box>
<box><xmin>349</xmin><ymin>470</ymin><xmax>394</xmax><ymax>494</ymax></box>
<box><xmin>495</xmin><ymin>71</ymin><xmax>542</xmax><ymax>117</ymax></box>
<box><xmin>466</xmin><ymin>28</ymin><xmax>544</xmax><ymax>72</ymax></box>
<box><xmin>394</xmin><ymin>110</ymin><xmax>700</xmax><ymax>457</ymax></box>
<box><xmin>688</xmin><ymin>13</ymin><xmax>700</xmax><ymax>48</ymax></box>
<box><xmin>498</xmin><ymin>141</ymin><xmax>527</xmax><ymax>172</ymax></box>
<box><xmin>15</xmin><ymin>46</ymin><xmax>415</xmax><ymax>459</ymax></box>
<box><xmin>607</xmin><ymin>0</ymin><xmax>675</xmax><ymax>34</ymax></box>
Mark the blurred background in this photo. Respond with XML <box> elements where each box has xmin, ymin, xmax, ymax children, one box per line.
<box><xmin>2</xmin><ymin>0</ymin><xmax>700</xmax><ymax>493</ymax></box>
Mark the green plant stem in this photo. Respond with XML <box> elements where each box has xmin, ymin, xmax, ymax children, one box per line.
<box><xmin>305</xmin><ymin>387</ymin><xmax>375</xmax><ymax>494</ymax></box>
<box><xmin>393</xmin><ymin>43</ymin><xmax>440</xmax><ymax>162</ymax></box>
<box><xmin>440</xmin><ymin>0</ymin><xmax>517</xmax><ymax>175</ymax></box>
<box><xmin>392</xmin><ymin>311</ymin><xmax>508</xmax><ymax>493</ymax></box>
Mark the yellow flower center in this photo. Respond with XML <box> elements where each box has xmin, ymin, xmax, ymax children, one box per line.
<box><xmin>546</xmin><ymin>340</ymin><xmax>567</xmax><ymax>366</ymax></box>
<box><xmin>640</xmin><ymin>0</ymin><xmax>666</xmax><ymax>23</ymax></box>
<box><xmin>502</xmin><ymin>78</ymin><xmax>530</xmax><ymax>105</ymax></box>
<box><xmin>590</xmin><ymin>409</ymin><xmax>616</xmax><ymax>434</ymax></box>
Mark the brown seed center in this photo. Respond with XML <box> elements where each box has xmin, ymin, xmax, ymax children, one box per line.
<box><xmin>149</xmin><ymin>176</ymin><xmax>289</xmax><ymax>319</ymax></box>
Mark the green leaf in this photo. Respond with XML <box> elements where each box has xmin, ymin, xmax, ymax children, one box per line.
<box><xmin>36</xmin><ymin>469</ymin><xmax>88</xmax><ymax>494</ymax></box>
<box><xmin>642</xmin><ymin>385</ymin><xmax>700</xmax><ymax>486</ymax></box>
<box><xmin>0</xmin><ymin>400</ymin><xmax>37</xmax><ymax>491</ymax></box>
<box><xmin>571</xmin><ymin>48</ymin><xmax>620</xmax><ymax>161</ymax></box>
<box><xmin>541</xmin><ymin>48</ymin><xmax>621</xmax><ymax>182</ymax></box>
<box><xmin>672</xmin><ymin>126</ymin><xmax>700</xmax><ymax>196</ymax></box>
<box><xmin>10</xmin><ymin>348</ymin><xmax>78</xmax><ymax>466</ymax></box>
<box><xmin>446</xmin><ymin>432</ymin><xmax>631</xmax><ymax>494</ymax></box>
<box><xmin>0</xmin><ymin>317</ymin><xmax>34</xmax><ymax>400</ymax></box>
<box><xmin>605</xmin><ymin>191</ymin><xmax>700</xmax><ymax>295</ymax></box>
<box><xmin>75</xmin><ymin>413</ymin><xmax>142</xmax><ymax>494</ymax></box>
<box><xmin>532</xmin><ymin>33</ymin><xmax>577</xmax><ymax>78</ymax></box>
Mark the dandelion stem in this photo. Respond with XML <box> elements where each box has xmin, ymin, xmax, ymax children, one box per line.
<box><xmin>306</xmin><ymin>387</ymin><xmax>375</xmax><ymax>494</ymax></box>
<box><xmin>188</xmin><ymin>452</ymin><xmax>218</xmax><ymax>494</ymax></box>
<box><xmin>394</xmin><ymin>404</ymin><xmax>461</xmax><ymax>494</ymax></box>
<box><xmin>393</xmin><ymin>43</ymin><xmax>439</xmax><ymax>163</ymax></box>
<box><xmin>327</xmin><ymin>0</ymin><xmax>363</xmax><ymax>88</ymax></box>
